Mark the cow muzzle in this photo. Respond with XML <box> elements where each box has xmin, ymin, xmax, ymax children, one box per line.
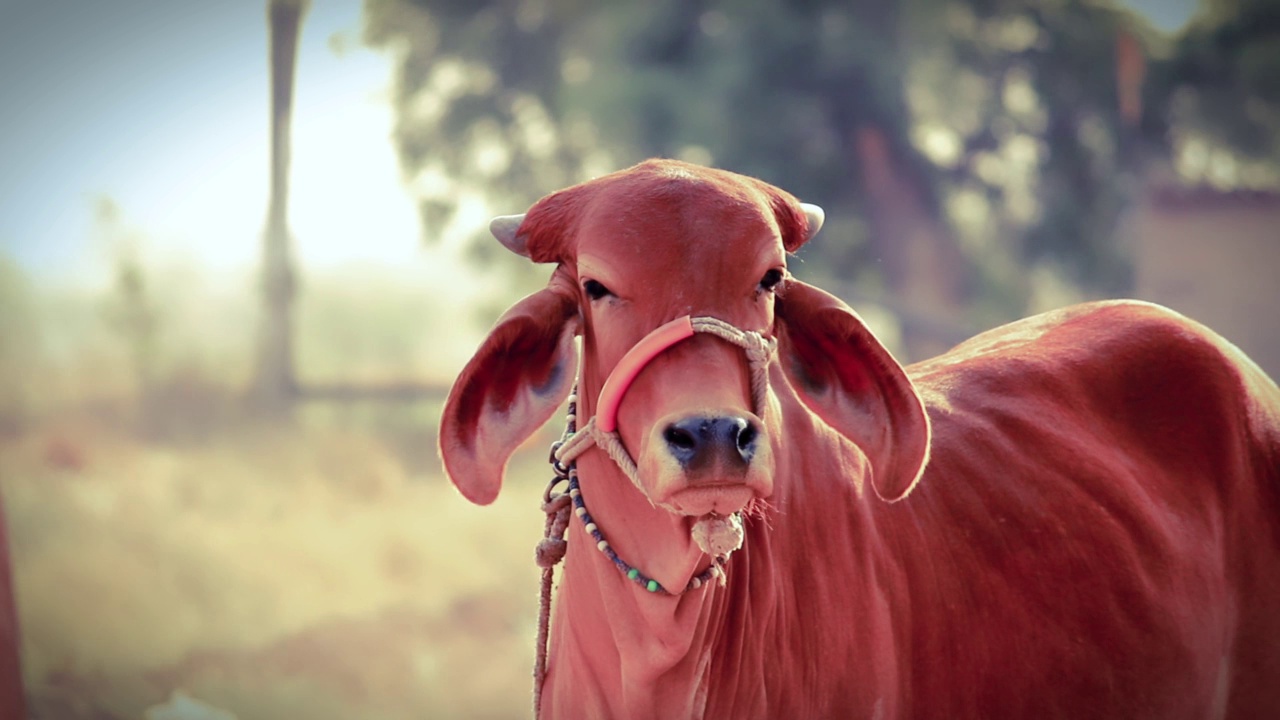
<box><xmin>663</xmin><ymin>414</ymin><xmax>760</xmax><ymax>471</ymax></box>
<box><xmin>554</xmin><ymin>315</ymin><xmax>776</xmax><ymax>510</ymax></box>
<box><xmin>644</xmin><ymin>408</ymin><xmax>773</xmax><ymax>517</ymax></box>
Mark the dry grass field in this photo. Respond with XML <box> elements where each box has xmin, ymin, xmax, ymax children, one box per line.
<box><xmin>1</xmin><ymin>410</ymin><xmax>554</xmax><ymax>720</ymax></box>
<box><xmin>0</xmin><ymin>251</ymin><xmax>569</xmax><ymax>718</ymax></box>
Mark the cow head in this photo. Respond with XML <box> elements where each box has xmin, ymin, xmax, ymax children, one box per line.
<box><xmin>439</xmin><ymin>159</ymin><xmax>929</xmax><ymax>529</ymax></box>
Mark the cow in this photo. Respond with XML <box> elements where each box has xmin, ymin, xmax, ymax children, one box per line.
<box><xmin>439</xmin><ymin>159</ymin><xmax>1280</xmax><ymax>719</ymax></box>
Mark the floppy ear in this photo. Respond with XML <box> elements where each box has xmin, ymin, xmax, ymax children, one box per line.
<box><xmin>439</xmin><ymin>285</ymin><xmax>580</xmax><ymax>505</ymax></box>
<box><xmin>775</xmin><ymin>280</ymin><xmax>930</xmax><ymax>501</ymax></box>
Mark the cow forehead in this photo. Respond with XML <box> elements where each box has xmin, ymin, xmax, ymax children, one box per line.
<box><xmin>573</xmin><ymin>174</ymin><xmax>785</xmax><ymax>272</ymax></box>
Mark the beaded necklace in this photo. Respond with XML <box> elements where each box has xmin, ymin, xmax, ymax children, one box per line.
<box><xmin>549</xmin><ymin>390</ymin><xmax>727</xmax><ymax>595</ymax></box>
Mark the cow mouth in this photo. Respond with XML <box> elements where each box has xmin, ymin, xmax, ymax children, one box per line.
<box><xmin>659</xmin><ymin>484</ymin><xmax>756</xmax><ymax>517</ymax></box>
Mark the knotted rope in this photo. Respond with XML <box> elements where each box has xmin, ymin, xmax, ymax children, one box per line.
<box><xmin>553</xmin><ymin>316</ymin><xmax>776</xmax><ymax>486</ymax></box>
<box><xmin>691</xmin><ymin>316</ymin><xmax>775</xmax><ymax>415</ymax></box>
<box><xmin>534</xmin><ymin>479</ymin><xmax>571</xmax><ymax>716</ymax></box>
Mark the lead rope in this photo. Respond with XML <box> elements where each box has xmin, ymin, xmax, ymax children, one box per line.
<box><xmin>531</xmin><ymin>317</ymin><xmax>776</xmax><ymax>719</ymax></box>
<box><xmin>533</xmin><ymin>389</ymin><xmax>579</xmax><ymax>720</ymax></box>
<box><xmin>552</xmin><ymin>316</ymin><xmax>775</xmax><ymax>488</ymax></box>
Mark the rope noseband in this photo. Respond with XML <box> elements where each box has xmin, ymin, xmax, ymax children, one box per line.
<box><xmin>533</xmin><ymin>315</ymin><xmax>776</xmax><ymax>717</ymax></box>
<box><xmin>552</xmin><ymin>315</ymin><xmax>776</xmax><ymax>483</ymax></box>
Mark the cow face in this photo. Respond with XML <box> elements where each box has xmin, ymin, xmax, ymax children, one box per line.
<box><xmin>571</xmin><ymin>166</ymin><xmax>815</xmax><ymax>515</ymax></box>
<box><xmin>440</xmin><ymin>160</ymin><xmax>929</xmax><ymax>513</ymax></box>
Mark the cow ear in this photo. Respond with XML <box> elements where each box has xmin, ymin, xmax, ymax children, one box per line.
<box><xmin>439</xmin><ymin>284</ymin><xmax>580</xmax><ymax>505</ymax></box>
<box><xmin>775</xmin><ymin>280</ymin><xmax>930</xmax><ymax>502</ymax></box>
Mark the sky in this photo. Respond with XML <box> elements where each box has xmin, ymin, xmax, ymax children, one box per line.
<box><xmin>0</xmin><ymin>0</ymin><xmax>431</xmax><ymax>285</ymax></box>
<box><xmin>1122</xmin><ymin>0</ymin><xmax>1201</xmax><ymax>32</ymax></box>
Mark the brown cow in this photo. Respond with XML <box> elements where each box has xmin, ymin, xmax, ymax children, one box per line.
<box><xmin>440</xmin><ymin>159</ymin><xmax>1280</xmax><ymax>719</ymax></box>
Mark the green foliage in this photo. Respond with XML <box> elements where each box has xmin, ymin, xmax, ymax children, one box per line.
<box><xmin>364</xmin><ymin>0</ymin><xmax>1280</xmax><ymax>320</ymax></box>
<box><xmin>1160</xmin><ymin>0</ymin><xmax>1280</xmax><ymax>159</ymax></box>
<box><xmin>363</xmin><ymin>0</ymin><xmax>600</xmax><ymax>232</ymax></box>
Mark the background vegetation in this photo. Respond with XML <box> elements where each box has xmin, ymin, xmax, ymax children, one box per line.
<box><xmin>367</xmin><ymin>0</ymin><xmax>1279</xmax><ymax>353</ymax></box>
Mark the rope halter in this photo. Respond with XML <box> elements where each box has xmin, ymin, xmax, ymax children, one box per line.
<box><xmin>553</xmin><ymin>315</ymin><xmax>777</xmax><ymax>484</ymax></box>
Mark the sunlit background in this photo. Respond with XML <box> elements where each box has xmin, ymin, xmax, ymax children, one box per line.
<box><xmin>0</xmin><ymin>0</ymin><xmax>1277</xmax><ymax>717</ymax></box>
<box><xmin>5</xmin><ymin>0</ymin><xmax>422</xmax><ymax>274</ymax></box>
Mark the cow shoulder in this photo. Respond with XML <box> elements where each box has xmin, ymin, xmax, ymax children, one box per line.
<box><xmin>912</xmin><ymin>299</ymin><xmax>1279</xmax><ymax>494</ymax></box>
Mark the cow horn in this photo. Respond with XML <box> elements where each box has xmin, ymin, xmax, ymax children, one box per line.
<box><xmin>489</xmin><ymin>214</ymin><xmax>530</xmax><ymax>257</ymax></box>
<box><xmin>800</xmin><ymin>203</ymin><xmax>825</xmax><ymax>241</ymax></box>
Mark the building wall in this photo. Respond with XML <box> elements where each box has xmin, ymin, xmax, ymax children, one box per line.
<box><xmin>1132</xmin><ymin>190</ymin><xmax>1280</xmax><ymax>381</ymax></box>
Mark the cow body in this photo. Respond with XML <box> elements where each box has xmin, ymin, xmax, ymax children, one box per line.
<box><xmin>440</xmin><ymin>160</ymin><xmax>1280</xmax><ymax>719</ymax></box>
<box><xmin>891</xmin><ymin>302</ymin><xmax>1280</xmax><ymax>719</ymax></box>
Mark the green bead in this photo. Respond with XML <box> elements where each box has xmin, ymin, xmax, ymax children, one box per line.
<box><xmin>627</xmin><ymin>568</ymin><xmax>639</xmax><ymax>580</ymax></box>
<box><xmin>647</xmin><ymin>580</ymin><xmax>660</xmax><ymax>593</ymax></box>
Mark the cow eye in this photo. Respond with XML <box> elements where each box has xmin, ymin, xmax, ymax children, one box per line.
<box><xmin>582</xmin><ymin>279</ymin><xmax>613</xmax><ymax>301</ymax></box>
<box><xmin>758</xmin><ymin>268</ymin><xmax>785</xmax><ymax>293</ymax></box>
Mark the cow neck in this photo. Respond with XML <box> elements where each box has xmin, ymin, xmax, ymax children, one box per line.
<box><xmin>540</xmin><ymin>487</ymin><xmax>737</xmax><ymax>719</ymax></box>
<box><xmin>535</xmin><ymin>386</ymin><xmax>726</xmax><ymax>720</ymax></box>
<box><xmin>538</xmin><ymin>378</ymin><xmax>904</xmax><ymax>719</ymax></box>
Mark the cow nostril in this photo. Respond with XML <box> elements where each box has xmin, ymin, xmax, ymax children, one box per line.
<box><xmin>732</xmin><ymin>420</ymin><xmax>758</xmax><ymax>463</ymax></box>
<box><xmin>665</xmin><ymin>416</ymin><xmax>758</xmax><ymax>469</ymax></box>
<box><xmin>664</xmin><ymin>425</ymin><xmax>698</xmax><ymax>452</ymax></box>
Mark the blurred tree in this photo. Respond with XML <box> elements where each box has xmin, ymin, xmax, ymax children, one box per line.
<box><xmin>253</xmin><ymin>0</ymin><xmax>309</xmax><ymax>419</ymax></box>
<box><xmin>366</xmin><ymin>0</ymin><xmax>569</xmax><ymax>200</ymax></box>
<box><xmin>363</xmin><ymin>0</ymin><xmax>601</xmax><ymax>296</ymax></box>
<box><xmin>364</xmin><ymin>0</ymin><xmax>968</xmax><ymax>357</ymax></box>
<box><xmin>364</xmin><ymin>0</ymin><xmax>1280</xmax><ymax>355</ymax></box>
<box><xmin>0</xmin><ymin>254</ymin><xmax>40</xmax><ymax>433</ymax></box>
<box><xmin>569</xmin><ymin>0</ymin><xmax>973</xmax><ymax>357</ymax></box>
<box><xmin>917</xmin><ymin>0</ymin><xmax>1145</xmax><ymax>305</ymax></box>
<box><xmin>937</xmin><ymin>0</ymin><xmax>1280</xmax><ymax>302</ymax></box>
<box><xmin>96</xmin><ymin>198</ymin><xmax>160</xmax><ymax>410</ymax></box>
<box><xmin>1151</xmin><ymin>0</ymin><xmax>1280</xmax><ymax>170</ymax></box>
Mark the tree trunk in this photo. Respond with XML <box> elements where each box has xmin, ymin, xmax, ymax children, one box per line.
<box><xmin>854</xmin><ymin>125</ymin><xmax>969</xmax><ymax>362</ymax></box>
<box><xmin>252</xmin><ymin>0</ymin><xmax>307</xmax><ymax>418</ymax></box>
<box><xmin>818</xmin><ymin>0</ymin><xmax>970</xmax><ymax>363</ymax></box>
